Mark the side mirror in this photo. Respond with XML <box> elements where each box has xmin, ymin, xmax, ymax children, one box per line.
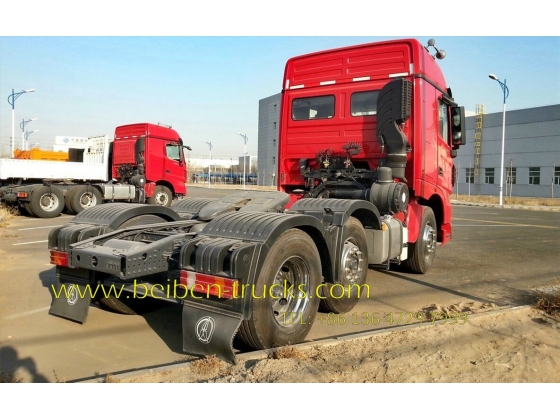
<box><xmin>184</xmin><ymin>145</ymin><xmax>192</xmax><ymax>151</ymax></box>
<box><xmin>451</xmin><ymin>106</ymin><xmax>466</xmax><ymax>147</ymax></box>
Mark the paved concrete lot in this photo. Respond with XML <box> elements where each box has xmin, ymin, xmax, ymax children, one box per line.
<box><xmin>1</xmin><ymin>188</ymin><xmax>559</xmax><ymax>382</ymax></box>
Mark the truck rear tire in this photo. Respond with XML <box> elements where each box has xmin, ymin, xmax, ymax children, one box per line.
<box><xmin>319</xmin><ymin>217</ymin><xmax>368</xmax><ymax>314</ymax></box>
<box><xmin>404</xmin><ymin>206</ymin><xmax>437</xmax><ymax>274</ymax></box>
<box><xmin>148</xmin><ymin>185</ymin><xmax>172</xmax><ymax>207</ymax></box>
<box><xmin>97</xmin><ymin>290</ymin><xmax>163</xmax><ymax>315</ymax></box>
<box><xmin>64</xmin><ymin>186</ymin><xmax>79</xmax><ymax>214</ymax></box>
<box><xmin>23</xmin><ymin>202</ymin><xmax>35</xmax><ymax>217</ymax></box>
<box><xmin>29</xmin><ymin>186</ymin><xmax>64</xmax><ymax>218</ymax></box>
<box><xmin>237</xmin><ymin>229</ymin><xmax>321</xmax><ymax>350</ymax></box>
<box><xmin>70</xmin><ymin>185</ymin><xmax>102</xmax><ymax>214</ymax></box>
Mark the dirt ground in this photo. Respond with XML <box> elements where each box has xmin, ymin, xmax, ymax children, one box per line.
<box><xmin>114</xmin><ymin>304</ymin><xmax>560</xmax><ymax>383</ymax></box>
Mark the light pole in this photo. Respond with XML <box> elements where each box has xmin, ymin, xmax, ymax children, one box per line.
<box><xmin>235</xmin><ymin>133</ymin><xmax>248</xmax><ymax>189</ymax></box>
<box><xmin>203</xmin><ymin>141</ymin><xmax>212</xmax><ymax>187</ymax></box>
<box><xmin>7</xmin><ymin>88</ymin><xmax>36</xmax><ymax>158</ymax></box>
<box><xmin>20</xmin><ymin>118</ymin><xmax>38</xmax><ymax>150</ymax></box>
<box><xmin>488</xmin><ymin>74</ymin><xmax>509</xmax><ymax>207</ymax></box>
<box><xmin>25</xmin><ymin>130</ymin><xmax>39</xmax><ymax>150</ymax></box>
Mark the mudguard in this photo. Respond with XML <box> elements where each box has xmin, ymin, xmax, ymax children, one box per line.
<box><xmin>49</xmin><ymin>282</ymin><xmax>91</xmax><ymax>323</ymax></box>
<box><xmin>182</xmin><ymin>300</ymin><xmax>243</xmax><ymax>363</ymax></box>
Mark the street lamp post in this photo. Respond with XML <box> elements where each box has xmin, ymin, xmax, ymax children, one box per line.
<box><xmin>7</xmin><ymin>88</ymin><xmax>36</xmax><ymax>158</ymax></box>
<box><xmin>488</xmin><ymin>74</ymin><xmax>509</xmax><ymax>207</ymax></box>
<box><xmin>20</xmin><ymin>118</ymin><xmax>38</xmax><ymax>150</ymax></box>
<box><xmin>25</xmin><ymin>130</ymin><xmax>39</xmax><ymax>150</ymax></box>
<box><xmin>203</xmin><ymin>141</ymin><xmax>213</xmax><ymax>187</ymax></box>
<box><xmin>235</xmin><ymin>133</ymin><xmax>248</xmax><ymax>189</ymax></box>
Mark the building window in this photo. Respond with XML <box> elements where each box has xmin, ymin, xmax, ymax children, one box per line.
<box><xmin>529</xmin><ymin>167</ymin><xmax>540</xmax><ymax>185</ymax></box>
<box><xmin>272</xmin><ymin>157</ymin><xmax>275</xmax><ymax>164</ymax></box>
<box><xmin>554</xmin><ymin>166</ymin><xmax>560</xmax><ymax>185</ymax></box>
<box><xmin>465</xmin><ymin>168</ymin><xmax>474</xmax><ymax>184</ymax></box>
<box><xmin>506</xmin><ymin>167</ymin><xmax>516</xmax><ymax>185</ymax></box>
<box><xmin>485</xmin><ymin>168</ymin><xmax>495</xmax><ymax>184</ymax></box>
<box><xmin>273</xmin><ymin>121</ymin><xmax>277</xmax><ymax>130</ymax></box>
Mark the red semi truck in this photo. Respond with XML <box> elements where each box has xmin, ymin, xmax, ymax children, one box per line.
<box><xmin>0</xmin><ymin>123</ymin><xmax>190</xmax><ymax>218</ymax></box>
<box><xmin>48</xmin><ymin>39</ymin><xmax>465</xmax><ymax>362</ymax></box>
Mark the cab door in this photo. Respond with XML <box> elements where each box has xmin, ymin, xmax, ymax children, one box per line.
<box><xmin>164</xmin><ymin>142</ymin><xmax>187</xmax><ymax>195</ymax></box>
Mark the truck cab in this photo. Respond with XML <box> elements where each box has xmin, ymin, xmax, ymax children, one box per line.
<box><xmin>279</xmin><ymin>38</ymin><xmax>465</xmax><ymax>246</ymax></box>
<box><xmin>112</xmin><ymin>123</ymin><xmax>188</xmax><ymax>205</ymax></box>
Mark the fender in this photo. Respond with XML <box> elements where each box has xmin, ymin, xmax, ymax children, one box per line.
<box><xmin>287</xmin><ymin>197</ymin><xmax>382</xmax><ymax>230</ymax></box>
<box><xmin>70</xmin><ymin>202</ymin><xmax>180</xmax><ymax>229</ymax></box>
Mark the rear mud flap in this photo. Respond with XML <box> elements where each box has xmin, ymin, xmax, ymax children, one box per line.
<box><xmin>49</xmin><ymin>283</ymin><xmax>91</xmax><ymax>323</ymax></box>
<box><xmin>182</xmin><ymin>300</ymin><xmax>243</xmax><ymax>364</ymax></box>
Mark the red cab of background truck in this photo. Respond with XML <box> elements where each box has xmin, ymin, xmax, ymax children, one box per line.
<box><xmin>112</xmin><ymin>123</ymin><xmax>187</xmax><ymax>205</ymax></box>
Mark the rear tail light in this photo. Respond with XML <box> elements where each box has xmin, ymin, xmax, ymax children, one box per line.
<box><xmin>50</xmin><ymin>250</ymin><xmax>69</xmax><ymax>267</ymax></box>
<box><xmin>180</xmin><ymin>270</ymin><xmax>238</xmax><ymax>299</ymax></box>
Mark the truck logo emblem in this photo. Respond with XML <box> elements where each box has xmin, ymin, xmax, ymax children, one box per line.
<box><xmin>195</xmin><ymin>316</ymin><xmax>215</xmax><ymax>344</ymax></box>
<box><xmin>67</xmin><ymin>285</ymin><xmax>79</xmax><ymax>306</ymax></box>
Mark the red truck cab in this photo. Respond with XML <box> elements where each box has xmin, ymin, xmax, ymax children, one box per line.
<box><xmin>112</xmin><ymin>123</ymin><xmax>188</xmax><ymax>205</ymax></box>
<box><xmin>278</xmin><ymin>38</ymin><xmax>465</xmax><ymax>248</ymax></box>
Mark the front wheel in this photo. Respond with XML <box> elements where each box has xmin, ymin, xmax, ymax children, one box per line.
<box><xmin>404</xmin><ymin>206</ymin><xmax>437</xmax><ymax>274</ymax></box>
<box><xmin>237</xmin><ymin>229</ymin><xmax>321</xmax><ymax>350</ymax></box>
<box><xmin>147</xmin><ymin>185</ymin><xmax>172</xmax><ymax>207</ymax></box>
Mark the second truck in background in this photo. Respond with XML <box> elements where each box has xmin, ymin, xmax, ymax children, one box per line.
<box><xmin>0</xmin><ymin>123</ymin><xmax>190</xmax><ymax>218</ymax></box>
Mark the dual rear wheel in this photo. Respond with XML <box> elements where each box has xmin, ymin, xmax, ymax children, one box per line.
<box><xmin>65</xmin><ymin>185</ymin><xmax>102</xmax><ymax>215</ymax></box>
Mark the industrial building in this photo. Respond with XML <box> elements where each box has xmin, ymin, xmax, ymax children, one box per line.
<box><xmin>456</xmin><ymin>104</ymin><xmax>560</xmax><ymax>198</ymax></box>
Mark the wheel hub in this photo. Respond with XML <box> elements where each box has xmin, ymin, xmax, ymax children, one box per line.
<box><xmin>423</xmin><ymin>223</ymin><xmax>437</xmax><ymax>258</ymax></box>
<box><xmin>154</xmin><ymin>193</ymin><xmax>168</xmax><ymax>206</ymax></box>
<box><xmin>80</xmin><ymin>193</ymin><xmax>97</xmax><ymax>208</ymax></box>
<box><xmin>341</xmin><ymin>240</ymin><xmax>364</xmax><ymax>284</ymax></box>
<box><xmin>270</xmin><ymin>257</ymin><xmax>310</xmax><ymax>325</ymax></box>
<box><xmin>40</xmin><ymin>194</ymin><xmax>58</xmax><ymax>211</ymax></box>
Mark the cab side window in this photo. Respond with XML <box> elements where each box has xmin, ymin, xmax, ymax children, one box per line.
<box><xmin>438</xmin><ymin>100</ymin><xmax>449</xmax><ymax>144</ymax></box>
<box><xmin>166</xmin><ymin>143</ymin><xmax>181</xmax><ymax>161</ymax></box>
